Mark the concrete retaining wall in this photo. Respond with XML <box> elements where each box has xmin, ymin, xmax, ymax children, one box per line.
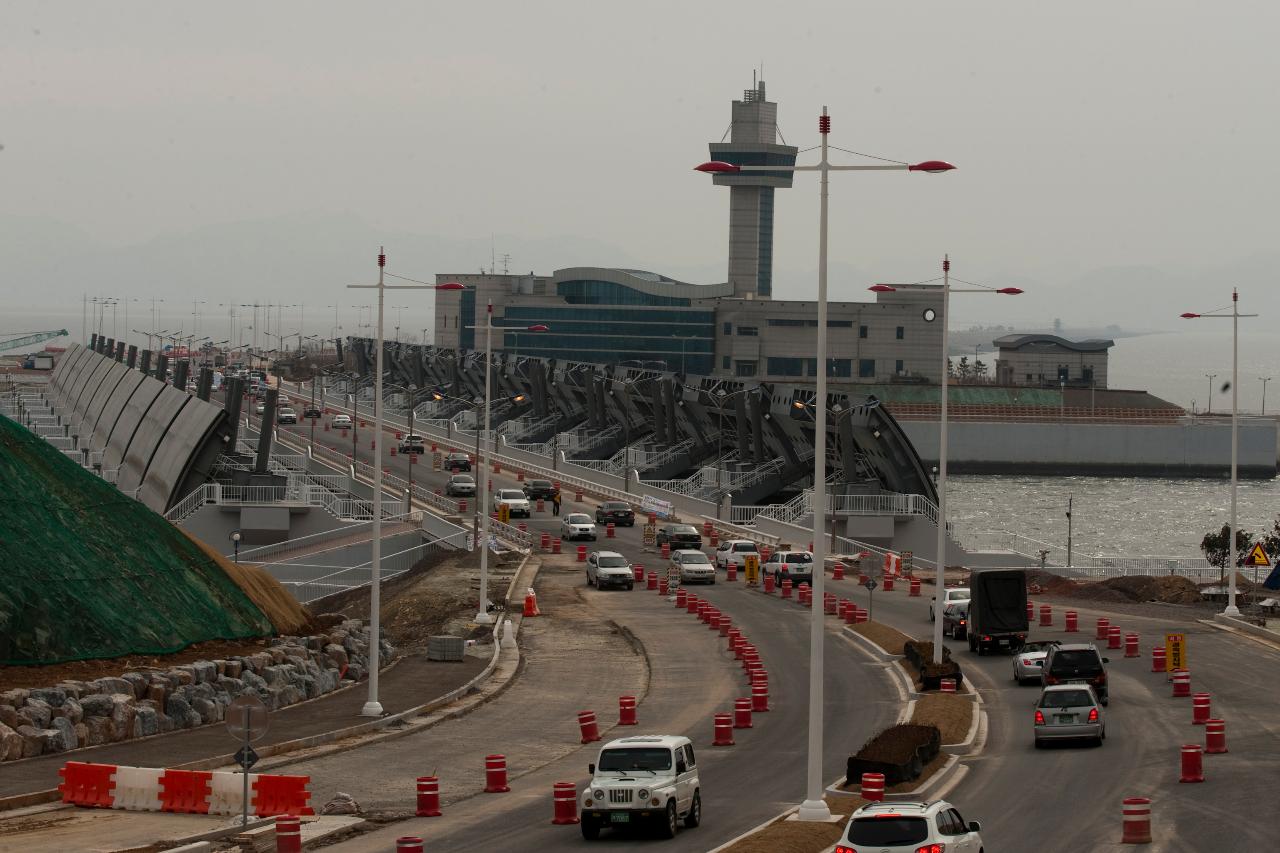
<box><xmin>900</xmin><ymin>418</ymin><xmax>1276</xmax><ymax>477</ymax></box>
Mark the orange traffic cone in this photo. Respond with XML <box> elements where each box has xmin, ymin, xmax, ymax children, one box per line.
<box><xmin>523</xmin><ymin>589</ymin><xmax>541</xmax><ymax>617</ymax></box>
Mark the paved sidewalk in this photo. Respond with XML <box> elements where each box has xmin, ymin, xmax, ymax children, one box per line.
<box><xmin>0</xmin><ymin>654</ymin><xmax>485</xmax><ymax>800</ymax></box>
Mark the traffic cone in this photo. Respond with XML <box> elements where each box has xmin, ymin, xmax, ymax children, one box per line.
<box><xmin>523</xmin><ymin>589</ymin><xmax>541</xmax><ymax>617</ymax></box>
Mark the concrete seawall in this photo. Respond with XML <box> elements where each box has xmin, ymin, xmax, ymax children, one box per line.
<box><xmin>899</xmin><ymin>417</ymin><xmax>1277</xmax><ymax>478</ymax></box>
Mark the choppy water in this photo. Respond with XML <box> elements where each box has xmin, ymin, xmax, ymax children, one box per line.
<box><xmin>948</xmin><ymin>474</ymin><xmax>1280</xmax><ymax>559</ymax></box>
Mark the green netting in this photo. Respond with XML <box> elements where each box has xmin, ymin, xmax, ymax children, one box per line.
<box><xmin>862</xmin><ymin>385</ymin><xmax>1062</xmax><ymax>406</ymax></box>
<box><xmin>0</xmin><ymin>414</ymin><xmax>273</xmax><ymax>665</ymax></box>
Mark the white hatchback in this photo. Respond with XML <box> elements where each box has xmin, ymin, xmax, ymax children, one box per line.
<box><xmin>836</xmin><ymin>799</ymin><xmax>983</xmax><ymax>852</ymax></box>
<box><xmin>929</xmin><ymin>586</ymin><xmax>971</xmax><ymax>621</ymax></box>
<box><xmin>561</xmin><ymin>513</ymin><xmax>597</xmax><ymax>541</ymax></box>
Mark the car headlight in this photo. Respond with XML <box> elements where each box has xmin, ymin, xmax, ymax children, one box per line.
<box><xmin>593</xmin><ymin>789</ymin><xmax>604</xmax><ymax>800</ymax></box>
<box><xmin>637</xmin><ymin>788</ymin><xmax>649</xmax><ymax>800</ymax></box>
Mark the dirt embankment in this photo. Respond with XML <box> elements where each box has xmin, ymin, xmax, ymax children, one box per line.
<box><xmin>1024</xmin><ymin>569</ymin><xmax>1207</xmax><ymax>605</ymax></box>
<box><xmin>308</xmin><ymin>548</ymin><xmax>525</xmax><ymax>651</ymax></box>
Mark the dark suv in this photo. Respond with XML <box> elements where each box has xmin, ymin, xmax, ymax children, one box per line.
<box><xmin>444</xmin><ymin>452</ymin><xmax>472</xmax><ymax>472</ymax></box>
<box><xmin>522</xmin><ymin>479</ymin><xmax>559</xmax><ymax>501</ymax></box>
<box><xmin>656</xmin><ymin>524</ymin><xmax>701</xmax><ymax>549</ymax></box>
<box><xmin>1041</xmin><ymin>643</ymin><xmax>1110</xmax><ymax>705</ymax></box>
<box><xmin>595</xmin><ymin>501</ymin><xmax>636</xmax><ymax>526</ymax></box>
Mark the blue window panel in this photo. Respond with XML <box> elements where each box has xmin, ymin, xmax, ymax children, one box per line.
<box><xmin>767</xmin><ymin>357</ymin><xmax>805</xmax><ymax>377</ymax></box>
<box><xmin>859</xmin><ymin>359</ymin><xmax>875</xmax><ymax>378</ymax></box>
<box><xmin>460</xmin><ymin>289</ymin><xmax>476</xmax><ymax>350</ymax></box>
<box><xmin>758</xmin><ymin>188</ymin><xmax>774</xmax><ymax>298</ymax></box>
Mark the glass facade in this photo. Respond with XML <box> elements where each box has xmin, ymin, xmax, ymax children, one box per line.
<box><xmin>556</xmin><ymin>280</ymin><xmax>690</xmax><ymax>306</ymax></box>
<box><xmin>767</xmin><ymin>357</ymin><xmax>853</xmax><ymax>378</ymax></box>
<box><xmin>758</xmin><ymin>188</ymin><xmax>774</xmax><ymax>297</ymax></box>
<box><xmin>460</xmin><ymin>288</ymin><xmax>476</xmax><ymax>350</ymax></box>
<box><xmin>859</xmin><ymin>358</ymin><xmax>875</xmax><ymax>378</ymax></box>
<box><xmin>502</xmin><ymin>304</ymin><xmax>715</xmax><ymax>374</ymax></box>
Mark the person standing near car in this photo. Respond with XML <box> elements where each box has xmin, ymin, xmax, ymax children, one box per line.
<box><xmin>552</xmin><ymin>490</ymin><xmax>562</xmax><ymax>516</ymax></box>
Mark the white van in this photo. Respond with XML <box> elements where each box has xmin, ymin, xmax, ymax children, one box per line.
<box><xmin>581</xmin><ymin>735</ymin><xmax>701</xmax><ymax>840</ymax></box>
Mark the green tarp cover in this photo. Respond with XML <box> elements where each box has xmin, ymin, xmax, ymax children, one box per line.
<box><xmin>0</xmin><ymin>414</ymin><xmax>272</xmax><ymax>665</ymax></box>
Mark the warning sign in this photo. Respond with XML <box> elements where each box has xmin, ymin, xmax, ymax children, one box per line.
<box><xmin>1245</xmin><ymin>542</ymin><xmax>1271</xmax><ymax>567</ymax></box>
<box><xmin>744</xmin><ymin>554</ymin><xmax>760</xmax><ymax>586</ymax></box>
<box><xmin>643</xmin><ymin>523</ymin><xmax>657</xmax><ymax>547</ymax></box>
<box><xmin>1165</xmin><ymin>633</ymin><xmax>1186</xmax><ymax>672</ymax></box>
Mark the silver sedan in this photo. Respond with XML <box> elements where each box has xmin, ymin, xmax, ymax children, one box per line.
<box><xmin>1012</xmin><ymin>640</ymin><xmax>1060</xmax><ymax>684</ymax></box>
<box><xmin>1034</xmin><ymin>684</ymin><xmax>1105</xmax><ymax>747</ymax></box>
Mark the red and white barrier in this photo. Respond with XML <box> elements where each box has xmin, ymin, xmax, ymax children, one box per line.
<box><xmin>860</xmin><ymin>772</ymin><xmax>885</xmax><ymax>802</ymax></box>
<box><xmin>57</xmin><ymin>761</ymin><xmax>312</xmax><ymax>816</ymax></box>
<box><xmin>1121</xmin><ymin>797</ymin><xmax>1152</xmax><ymax>844</ymax></box>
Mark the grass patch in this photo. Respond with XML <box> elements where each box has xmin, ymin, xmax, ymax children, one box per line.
<box><xmin>911</xmin><ymin>693</ymin><xmax>974</xmax><ymax>745</ymax></box>
<box><xmin>848</xmin><ymin>620</ymin><xmax>913</xmax><ymax>656</ymax></box>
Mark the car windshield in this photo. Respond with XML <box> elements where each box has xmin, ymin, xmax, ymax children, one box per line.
<box><xmin>671</xmin><ymin>525</ymin><xmax>698</xmax><ymax>534</ymax></box>
<box><xmin>1023</xmin><ymin>641</ymin><xmax>1057</xmax><ymax>653</ymax></box>
<box><xmin>846</xmin><ymin>817</ymin><xmax>929</xmax><ymax>845</ymax></box>
<box><xmin>404</xmin><ymin>435</ymin><xmax>423</xmax><ymax>442</ymax></box>
<box><xmin>598</xmin><ymin>556</ymin><xmax>629</xmax><ymax>568</ymax></box>
<box><xmin>680</xmin><ymin>553</ymin><xmax>710</xmax><ymax>564</ymax></box>
<box><xmin>1041</xmin><ymin>689</ymin><xmax>1094</xmax><ymax>708</ymax></box>
<box><xmin>782</xmin><ymin>553</ymin><xmax>813</xmax><ymax>563</ymax></box>
<box><xmin>597</xmin><ymin>747</ymin><xmax>672</xmax><ymax>772</ymax></box>
<box><xmin>451</xmin><ymin>476</ymin><xmax>474</xmax><ymax>484</ymax></box>
<box><xmin>947</xmin><ymin>588</ymin><xmax>970</xmax><ymax>599</ymax></box>
<box><xmin>1051</xmin><ymin>650</ymin><xmax>1103</xmax><ymax>673</ymax></box>
<box><xmin>567</xmin><ymin>514</ymin><xmax>592</xmax><ymax>524</ymax></box>
<box><xmin>498</xmin><ymin>491</ymin><xmax>525</xmax><ymax>500</ymax></box>
<box><xmin>604</xmin><ymin>502</ymin><xmax>629</xmax><ymax>510</ymax></box>
<box><xmin>734</xmin><ymin>543</ymin><xmax>757</xmax><ymax>552</ymax></box>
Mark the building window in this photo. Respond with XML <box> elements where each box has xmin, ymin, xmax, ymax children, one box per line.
<box><xmin>766</xmin><ymin>318</ymin><xmax>809</xmax><ymax>327</ymax></box>
<box><xmin>735</xmin><ymin>360</ymin><xmax>758</xmax><ymax>377</ymax></box>
<box><xmin>896</xmin><ymin>359</ymin><xmax>904</xmax><ymax>374</ymax></box>
<box><xmin>896</xmin><ymin>326</ymin><xmax>905</xmax><ymax>340</ymax></box>
<box><xmin>859</xmin><ymin>325</ymin><xmax>868</xmax><ymax>339</ymax></box>
<box><xmin>723</xmin><ymin>322</ymin><xmax>733</xmax><ymax>335</ymax></box>
<box><xmin>722</xmin><ymin>355</ymin><xmax>731</xmax><ymax>370</ymax></box>
<box><xmin>828</xmin><ymin>359</ymin><xmax>852</xmax><ymax>377</ymax></box>
<box><xmin>767</xmin><ymin>357</ymin><xmax>805</xmax><ymax>377</ymax></box>
<box><xmin>1083</xmin><ymin>366</ymin><xmax>1094</xmax><ymax>383</ymax></box>
<box><xmin>828</xmin><ymin>320</ymin><xmax>853</xmax><ymax>328</ymax></box>
<box><xmin>1026</xmin><ymin>373</ymin><xmax>1034</xmax><ymax>383</ymax></box>
<box><xmin>737</xmin><ymin>326</ymin><xmax>759</xmax><ymax>336</ymax></box>
<box><xmin>1057</xmin><ymin>366</ymin><xmax>1069</xmax><ymax>382</ymax></box>
<box><xmin>859</xmin><ymin>359</ymin><xmax>875</xmax><ymax>378</ymax></box>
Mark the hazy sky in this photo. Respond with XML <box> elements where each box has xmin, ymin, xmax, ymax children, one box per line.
<box><xmin>4</xmin><ymin>1</ymin><xmax>1279</xmax><ymax>341</ymax></box>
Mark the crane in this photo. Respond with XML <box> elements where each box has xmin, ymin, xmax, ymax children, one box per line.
<box><xmin>0</xmin><ymin>330</ymin><xmax>70</xmax><ymax>353</ymax></box>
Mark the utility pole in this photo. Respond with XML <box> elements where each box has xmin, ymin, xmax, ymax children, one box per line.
<box><xmin>1261</xmin><ymin>377</ymin><xmax>1272</xmax><ymax>416</ymax></box>
<box><xmin>1065</xmin><ymin>495</ymin><xmax>1073</xmax><ymax>568</ymax></box>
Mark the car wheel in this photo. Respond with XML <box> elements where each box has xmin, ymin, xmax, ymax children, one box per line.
<box><xmin>627</xmin><ymin>583</ymin><xmax>634</xmax><ymax>591</ymax></box>
<box><xmin>580</xmin><ymin>817</ymin><xmax>600</xmax><ymax>840</ymax></box>
<box><xmin>586</xmin><ymin>573</ymin><xmax>593</xmax><ymax>586</ymax></box>
<box><xmin>684</xmin><ymin>791</ymin><xmax>701</xmax><ymax>828</ymax></box>
<box><xmin>929</xmin><ymin>607</ymin><xmax>935</xmax><ymax>622</ymax></box>
<box><xmin>659</xmin><ymin>801</ymin><xmax>678</xmax><ymax>839</ymax></box>
<box><xmin>1101</xmin><ymin>696</ymin><xmax>1109</xmax><ymax>707</ymax></box>
<box><xmin>1033</xmin><ymin>738</ymin><xmax>1043</xmax><ymax>749</ymax></box>
<box><xmin>968</xmin><ymin>634</ymin><xmax>976</xmax><ymax>653</ymax></box>
<box><xmin>957</xmin><ymin>626</ymin><xmax>967</xmax><ymax>641</ymax></box>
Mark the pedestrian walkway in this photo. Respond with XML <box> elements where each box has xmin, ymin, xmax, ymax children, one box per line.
<box><xmin>0</xmin><ymin>654</ymin><xmax>485</xmax><ymax>801</ymax></box>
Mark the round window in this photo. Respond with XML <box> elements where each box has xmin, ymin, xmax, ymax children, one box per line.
<box><xmin>922</xmin><ymin>308</ymin><xmax>937</xmax><ymax>322</ymax></box>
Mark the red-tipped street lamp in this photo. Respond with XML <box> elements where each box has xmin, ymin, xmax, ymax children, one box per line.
<box><xmin>698</xmin><ymin>107</ymin><xmax>953</xmax><ymax>824</ymax></box>
<box><xmin>1181</xmin><ymin>290</ymin><xmax>1259</xmax><ymax>616</ymax></box>
<box><xmin>872</xmin><ymin>259</ymin><xmax>1022</xmax><ymax>667</ymax></box>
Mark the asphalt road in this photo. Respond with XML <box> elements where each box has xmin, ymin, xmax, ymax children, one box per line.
<box><xmin>257</xmin><ymin>389</ymin><xmax>1280</xmax><ymax>851</ymax></box>
<box><xmin>251</xmin><ymin>394</ymin><xmax>898</xmax><ymax>850</ymax></box>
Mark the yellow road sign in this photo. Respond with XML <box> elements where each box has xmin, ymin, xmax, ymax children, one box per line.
<box><xmin>1246</xmin><ymin>542</ymin><xmax>1271</xmax><ymax>567</ymax></box>
<box><xmin>1165</xmin><ymin>632</ymin><xmax>1186</xmax><ymax>672</ymax></box>
<box><xmin>744</xmin><ymin>554</ymin><xmax>760</xmax><ymax>586</ymax></box>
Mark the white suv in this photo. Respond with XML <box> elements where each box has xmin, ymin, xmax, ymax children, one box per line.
<box><xmin>494</xmin><ymin>488</ymin><xmax>531</xmax><ymax>518</ymax></box>
<box><xmin>714</xmin><ymin>539</ymin><xmax>759</xmax><ymax>570</ymax></box>
<box><xmin>836</xmin><ymin>799</ymin><xmax>983</xmax><ymax>852</ymax></box>
<box><xmin>581</xmin><ymin>735</ymin><xmax>701</xmax><ymax>840</ymax></box>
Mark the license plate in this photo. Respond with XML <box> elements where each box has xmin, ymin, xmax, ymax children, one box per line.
<box><xmin>1055</xmin><ymin>715</ymin><xmax>1074</xmax><ymax>723</ymax></box>
<box><xmin>610</xmin><ymin>812</ymin><xmax>630</xmax><ymax>823</ymax></box>
<box><xmin>999</xmin><ymin>639</ymin><xmax>1010</xmax><ymax>646</ymax></box>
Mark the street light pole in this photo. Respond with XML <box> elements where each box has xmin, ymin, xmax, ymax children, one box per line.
<box><xmin>1261</xmin><ymin>377</ymin><xmax>1271</xmax><ymax>416</ymax></box>
<box><xmin>347</xmin><ymin>248</ymin><xmax>438</xmax><ymax>717</ymax></box>
<box><xmin>871</xmin><ymin>263</ymin><xmax>1022</xmax><ymax>666</ymax></box>
<box><xmin>477</xmin><ymin>301</ymin><xmax>496</xmax><ymax>624</ymax></box>
<box><xmin>1181</xmin><ymin>290</ymin><xmax>1258</xmax><ymax>616</ymax></box>
<box><xmin>1205</xmin><ymin>374</ymin><xmax>1217</xmax><ymax>415</ymax></box>
<box><xmin>696</xmin><ymin>112</ymin><xmax>954</xmax><ymax>823</ymax></box>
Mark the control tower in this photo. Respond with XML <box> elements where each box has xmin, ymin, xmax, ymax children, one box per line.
<box><xmin>708</xmin><ymin>79</ymin><xmax>798</xmax><ymax>299</ymax></box>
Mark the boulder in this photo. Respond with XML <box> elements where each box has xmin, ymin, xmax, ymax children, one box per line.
<box><xmin>225</xmin><ymin>660</ymin><xmax>244</xmax><ymax>678</ymax></box>
<box><xmin>147</xmin><ymin>682</ymin><xmax>168</xmax><ymax>705</ymax></box>
<box><xmin>344</xmin><ymin>662</ymin><xmax>365</xmax><ymax>683</ymax></box>
<box><xmin>323</xmin><ymin>644</ymin><xmax>350</xmax><ymax>670</ymax></box>
<box><xmin>47</xmin><ymin>718</ymin><xmax>78</xmax><ymax>752</ymax></box>
<box><xmin>241</xmin><ymin>671</ymin><xmax>268</xmax><ymax>694</ymax></box>
<box><xmin>15</xmin><ymin>725</ymin><xmax>46</xmax><ymax>758</ymax></box>
<box><xmin>90</xmin><ymin>677</ymin><xmax>133</xmax><ymax>697</ymax></box>
<box><xmin>84</xmin><ymin>716</ymin><xmax>113</xmax><ymax>747</ymax></box>
<box><xmin>268</xmin><ymin>648</ymin><xmax>286</xmax><ymax>665</ymax></box>
<box><xmin>155</xmin><ymin>712</ymin><xmax>176</xmax><ymax>734</ymax></box>
<box><xmin>109</xmin><ymin>695</ymin><xmax>136</xmax><ymax>742</ymax></box>
<box><xmin>29</xmin><ymin>688</ymin><xmax>67</xmax><ymax>708</ymax></box>
<box><xmin>173</xmin><ymin>666</ymin><xmax>197</xmax><ymax>686</ymax></box>
<box><xmin>18</xmin><ymin>700</ymin><xmax>52</xmax><ymax>730</ymax></box>
<box><xmin>0</xmin><ymin>705</ymin><xmax>20</xmax><ymax>730</ymax></box>
<box><xmin>213</xmin><ymin>660</ymin><xmax>227</xmax><ymax>676</ymax></box>
<box><xmin>165</xmin><ymin>696</ymin><xmax>201</xmax><ymax>729</ymax></box>
<box><xmin>74</xmin><ymin>722</ymin><xmax>89</xmax><ymax>749</ymax></box>
<box><xmin>192</xmin><ymin>698</ymin><xmax>221</xmax><ymax>724</ymax></box>
<box><xmin>56</xmin><ymin>681</ymin><xmax>89</xmax><ymax>700</ymax></box>
<box><xmin>192</xmin><ymin>661</ymin><xmax>217</xmax><ymax>684</ymax></box>
<box><xmin>79</xmin><ymin>694</ymin><xmax>115</xmax><ymax>718</ymax></box>
<box><xmin>262</xmin><ymin>665</ymin><xmax>292</xmax><ymax>688</ymax></box>
<box><xmin>55</xmin><ymin>697</ymin><xmax>84</xmax><ymax>725</ymax></box>
<box><xmin>120</xmin><ymin>673</ymin><xmax>150</xmax><ymax>699</ymax></box>
<box><xmin>0</xmin><ymin>723</ymin><xmax>23</xmax><ymax>761</ymax></box>
<box><xmin>134</xmin><ymin>703</ymin><xmax>159</xmax><ymax>736</ymax></box>
<box><xmin>0</xmin><ymin>689</ymin><xmax>29</xmax><ymax>708</ymax></box>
